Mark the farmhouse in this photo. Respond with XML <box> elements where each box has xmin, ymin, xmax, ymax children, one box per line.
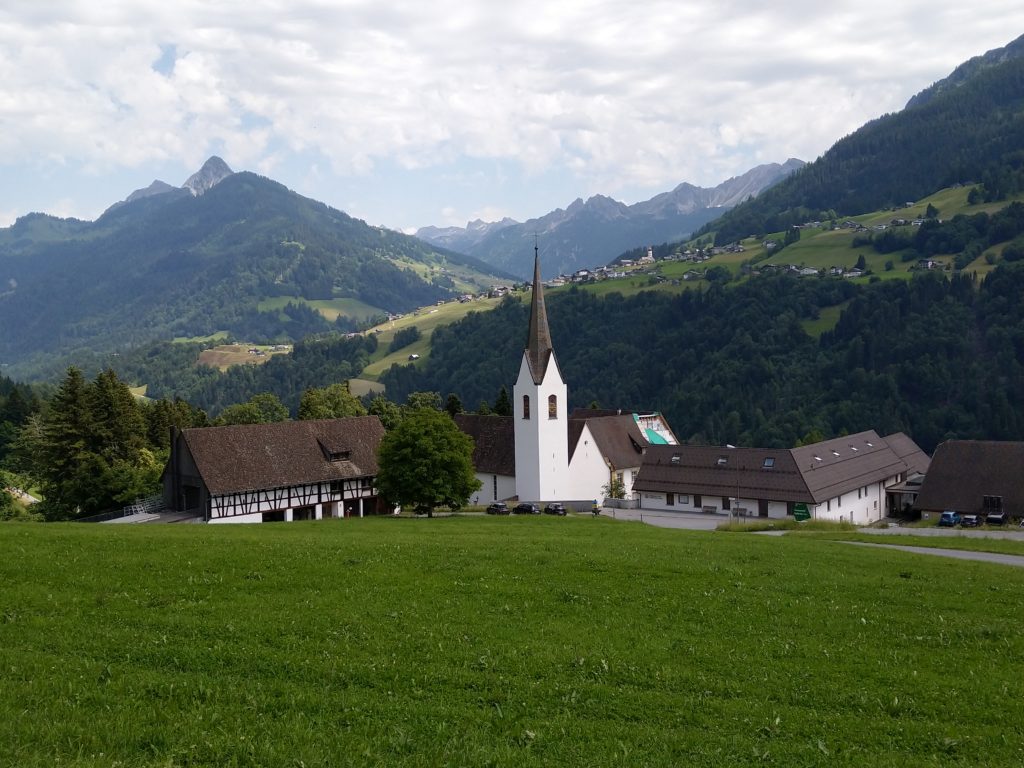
<box><xmin>634</xmin><ymin>431</ymin><xmax>929</xmax><ymax>524</ymax></box>
<box><xmin>914</xmin><ymin>440</ymin><xmax>1024</xmax><ymax>518</ymax></box>
<box><xmin>162</xmin><ymin>416</ymin><xmax>385</xmax><ymax>523</ymax></box>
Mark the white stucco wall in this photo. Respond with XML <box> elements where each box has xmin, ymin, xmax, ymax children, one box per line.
<box><xmin>638</xmin><ymin>492</ymin><xmax>790</xmax><ymax>518</ymax></box>
<box><xmin>469</xmin><ymin>473</ymin><xmax>517</xmax><ymax>505</ymax></box>
<box><xmin>513</xmin><ymin>354</ymin><xmax>569</xmax><ymax>502</ymax></box>
<box><xmin>566</xmin><ymin>423</ymin><xmax>611</xmax><ymax>502</ymax></box>
<box><xmin>209</xmin><ymin>511</ymin><xmax>265</xmax><ymax>524</ymax></box>
<box><xmin>811</xmin><ymin>480</ymin><xmax>888</xmax><ymax>524</ymax></box>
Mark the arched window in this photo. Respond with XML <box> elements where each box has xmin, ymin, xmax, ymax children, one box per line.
<box><xmin>548</xmin><ymin>394</ymin><xmax>557</xmax><ymax>419</ymax></box>
<box><xmin>522</xmin><ymin>395</ymin><xmax>530</xmax><ymax>419</ymax></box>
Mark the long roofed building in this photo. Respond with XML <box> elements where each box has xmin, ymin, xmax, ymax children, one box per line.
<box><xmin>634</xmin><ymin>430</ymin><xmax>929</xmax><ymax>524</ymax></box>
<box><xmin>162</xmin><ymin>416</ymin><xmax>385</xmax><ymax>523</ymax></box>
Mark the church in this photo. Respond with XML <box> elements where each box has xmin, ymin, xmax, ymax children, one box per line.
<box><xmin>456</xmin><ymin>248</ymin><xmax>678</xmax><ymax>508</ymax></box>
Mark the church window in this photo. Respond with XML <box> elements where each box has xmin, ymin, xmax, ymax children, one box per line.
<box><xmin>548</xmin><ymin>394</ymin><xmax>557</xmax><ymax>419</ymax></box>
<box><xmin>522</xmin><ymin>395</ymin><xmax>530</xmax><ymax>419</ymax></box>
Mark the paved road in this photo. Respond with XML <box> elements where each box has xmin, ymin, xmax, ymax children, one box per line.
<box><xmin>598</xmin><ymin>508</ymin><xmax>723</xmax><ymax>530</ymax></box>
<box><xmin>840</xmin><ymin>541</ymin><xmax>1024</xmax><ymax>568</ymax></box>
<box><xmin>599</xmin><ymin>508</ymin><xmax>1024</xmax><ymax>568</ymax></box>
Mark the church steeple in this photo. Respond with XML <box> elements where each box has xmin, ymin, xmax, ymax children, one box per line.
<box><xmin>513</xmin><ymin>238</ymin><xmax>568</xmax><ymax>502</ymax></box>
<box><xmin>525</xmin><ymin>241</ymin><xmax>553</xmax><ymax>384</ymax></box>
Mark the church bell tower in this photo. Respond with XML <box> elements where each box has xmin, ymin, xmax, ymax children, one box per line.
<box><xmin>513</xmin><ymin>244</ymin><xmax>569</xmax><ymax>502</ymax></box>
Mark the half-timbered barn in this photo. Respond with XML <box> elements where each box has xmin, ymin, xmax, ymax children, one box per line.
<box><xmin>162</xmin><ymin>416</ymin><xmax>386</xmax><ymax>523</ymax></box>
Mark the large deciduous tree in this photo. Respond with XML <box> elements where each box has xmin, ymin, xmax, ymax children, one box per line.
<box><xmin>298</xmin><ymin>383</ymin><xmax>367</xmax><ymax>420</ymax></box>
<box><xmin>215</xmin><ymin>393</ymin><xmax>289</xmax><ymax>425</ymax></box>
<box><xmin>375</xmin><ymin>407</ymin><xmax>480</xmax><ymax>517</ymax></box>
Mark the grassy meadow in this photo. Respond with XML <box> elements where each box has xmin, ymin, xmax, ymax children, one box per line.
<box><xmin>2</xmin><ymin>517</ymin><xmax>1023</xmax><ymax>766</ymax></box>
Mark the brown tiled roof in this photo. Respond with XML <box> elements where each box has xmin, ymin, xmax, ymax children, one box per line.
<box><xmin>569</xmin><ymin>407</ymin><xmax>626</xmax><ymax>420</ymax></box>
<box><xmin>792</xmin><ymin>431</ymin><xmax>906</xmax><ymax>504</ymax></box>
<box><xmin>453</xmin><ymin>414</ymin><xmax>515</xmax><ymax>476</ymax></box>
<box><xmin>579</xmin><ymin>414</ymin><xmax>648</xmax><ymax>469</ymax></box>
<box><xmin>182</xmin><ymin>416</ymin><xmax>384</xmax><ymax>496</ymax></box>
<box><xmin>567</xmin><ymin>418</ymin><xmax>587</xmax><ymax>461</ymax></box>
<box><xmin>635</xmin><ymin>444</ymin><xmax>811</xmax><ymax>502</ymax></box>
<box><xmin>914</xmin><ymin>440</ymin><xmax>1024</xmax><ymax>515</ymax></box>
<box><xmin>636</xmin><ymin>430</ymin><xmax>929</xmax><ymax>505</ymax></box>
<box><xmin>883</xmin><ymin>432</ymin><xmax>931</xmax><ymax>475</ymax></box>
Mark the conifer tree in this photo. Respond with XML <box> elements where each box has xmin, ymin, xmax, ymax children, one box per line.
<box><xmin>493</xmin><ymin>386</ymin><xmax>512</xmax><ymax>417</ymax></box>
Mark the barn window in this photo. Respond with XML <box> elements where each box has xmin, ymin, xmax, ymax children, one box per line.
<box><xmin>548</xmin><ymin>394</ymin><xmax>557</xmax><ymax>419</ymax></box>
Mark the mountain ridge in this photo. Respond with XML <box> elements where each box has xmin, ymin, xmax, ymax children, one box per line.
<box><xmin>703</xmin><ymin>33</ymin><xmax>1024</xmax><ymax>245</ymax></box>
<box><xmin>0</xmin><ymin>161</ymin><xmax>511</xmax><ymax>376</ymax></box>
<box><xmin>416</xmin><ymin>159</ymin><xmax>804</xmax><ymax>279</ymax></box>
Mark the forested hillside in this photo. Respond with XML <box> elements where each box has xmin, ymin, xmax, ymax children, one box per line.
<box><xmin>0</xmin><ymin>169</ymin><xmax>508</xmax><ymax>375</ymax></box>
<box><xmin>380</xmin><ymin>266</ymin><xmax>1024</xmax><ymax>452</ymax></box>
<box><xmin>702</xmin><ymin>34</ymin><xmax>1024</xmax><ymax>244</ymax></box>
<box><xmin>112</xmin><ymin>333</ymin><xmax>380</xmax><ymax>417</ymax></box>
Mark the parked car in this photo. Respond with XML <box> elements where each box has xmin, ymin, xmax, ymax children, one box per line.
<box><xmin>486</xmin><ymin>502</ymin><xmax>510</xmax><ymax>515</ymax></box>
<box><xmin>513</xmin><ymin>502</ymin><xmax>542</xmax><ymax>515</ymax></box>
<box><xmin>986</xmin><ymin>510</ymin><xmax>1007</xmax><ymax>526</ymax></box>
<box><xmin>961</xmin><ymin>514</ymin><xmax>981</xmax><ymax>528</ymax></box>
<box><xmin>938</xmin><ymin>510</ymin><xmax>961</xmax><ymax>527</ymax></box>
<box><xmin>543</xmin><ymin>502</ymin><xmax>567</xmax><ymax>516</ymax></box>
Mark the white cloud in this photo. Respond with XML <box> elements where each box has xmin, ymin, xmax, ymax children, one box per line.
<box><xmin>1</xmin><ymin>2</ymin><xmax>1023</xmax><ymax>224</ymax></box>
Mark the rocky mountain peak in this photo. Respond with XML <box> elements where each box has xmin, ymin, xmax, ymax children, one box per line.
<box><xmin>183</xmin><ymin>156</ymin><xmax>234</xmax><ymax>197</ymax></box>
<box><xmin>125</xmin><ymin>180</ymin><xmax>177</xmax><ymax>204</ymax></box>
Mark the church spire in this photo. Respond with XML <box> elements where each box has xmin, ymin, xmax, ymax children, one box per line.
<box><xmin>525</xmin><ymin>239</ymin><xmax>553</xmax><ymax>384</ymax></box>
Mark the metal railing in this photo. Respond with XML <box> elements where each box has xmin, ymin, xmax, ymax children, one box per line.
<box><xmin>75</xmin><ymin>495</ymin><xmax>165</xmax><ymax>523</ymax></box>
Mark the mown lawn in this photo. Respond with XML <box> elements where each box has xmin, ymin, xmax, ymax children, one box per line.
<box><xmin>2</xmin><ymin>517</ymin><xmax>1023</xmax><ymax>766</ymax></box>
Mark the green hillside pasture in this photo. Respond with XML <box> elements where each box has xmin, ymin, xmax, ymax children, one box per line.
<box><xmin>347</xmin><ymin>378</ymin><xmax>386</xmax><ymax>398</ymax></box>
<box><xmin>388</xmin><ymin>254</ymin><xmax>508</xmax><ymax>295</ymax></box>
<box><xmin>257</xmin><ymin>296</ymin><xmax>386</xmax><ymax>322</ymax></box>
<box><xmin>801</xmin><ymin>300</ymin><xmax>852</xmax><ymax>338</ymax></box>
<box><xmin>361</xmin><ymin>295</ymin><xmax>509</xmax><ymax>378</ymax></box>
<box><xmin>2</xmin><ymin>518</ymin><xmax>1023</xmax><ymax>767</ymax></box>
<box><xmin>565</xmin><ymin>275</ymin><xmax>686</xmax><ymax>299</ymax></box>
<box><xmin>171</xmin><ymin>331</ymin><xmax>230</xmax><ymax>344</ymax></box>
<box><xmin>856</xmin><ymin>186</ymin><xmax>1024</xmax><ymax>226</ymax></box>
<box><xmin>196</xmin><ymin>344</ymin><xmax>290</xmax><ymax>371</ymax></box>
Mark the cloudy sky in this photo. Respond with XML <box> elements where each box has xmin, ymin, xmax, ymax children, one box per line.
<box><xmin>2</xmin><ymin>3</ymin><xmax>1023</xmax><ymax>232</ymax></box>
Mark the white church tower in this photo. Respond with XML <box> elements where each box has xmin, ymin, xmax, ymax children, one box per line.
<box><xmin>514</xmin><ymin>246</ymin><xmax>569</xmax><ymax>502</ymax></box>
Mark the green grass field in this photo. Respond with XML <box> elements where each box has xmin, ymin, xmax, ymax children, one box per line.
<box><xmin>361</xmin><ymin>296</ymin><xmax>510</xmax><ymax>378</ymax></box>
<box><xmin>257</xmin><ymin>296</ymin><xmax>386</xmax><ymax>322</ymax></box>
<box><xmin>171</xmin><ymin>331</ymin><xmax>230</xmax><ymax>344</ymax></box>
<box><xmin>3</xmin><ymin>518</ymin><xmax>1023</xmax><ymax>766</ymax></box>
